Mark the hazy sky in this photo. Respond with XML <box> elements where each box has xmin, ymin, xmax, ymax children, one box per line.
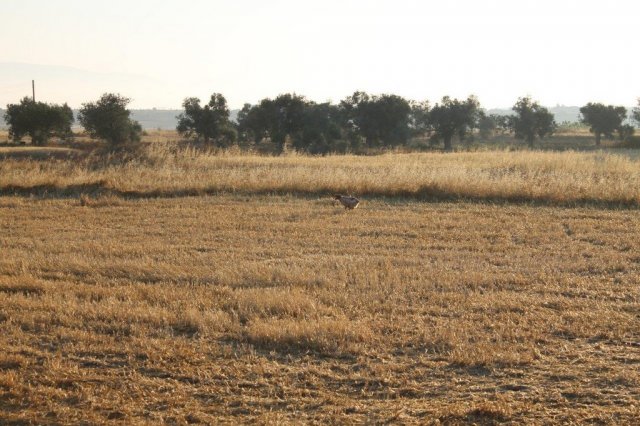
<box><xmin>2</xmin><ymin>0</ymin><xmax>639</xmax><ymax>109</ymax></box>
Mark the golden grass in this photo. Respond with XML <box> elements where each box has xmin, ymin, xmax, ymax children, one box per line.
<box><xmin>1</xmin><ymin>143</ymin><xmax>640</xmax><ymax>206</ymax></box>
<box><xmin>1</xmin><ymin>195</ymin><xmax>639</xmax><ymax>423</ymax></box>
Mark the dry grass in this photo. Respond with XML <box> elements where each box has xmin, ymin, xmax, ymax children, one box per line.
<box><xmin>1</xmin><ymin>194</ymin><xmax>639</xmax><ymax>423</ymax></box>
<box><xmin>1</xmin><ymin>143</ymin><xmax>640</xmax><ymax>206</ymax></box>
<box><xmin>0</xmin><ymin>129</ymin><xmax>175</xmax><ymax>144</ymax></box>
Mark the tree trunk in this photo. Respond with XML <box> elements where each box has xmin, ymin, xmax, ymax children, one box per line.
<box><xmin>444</xmin><ymin>136</ymin><xmax>453</xmax><ymax>152</ymax></box>
<box><xmin>595</xmin><ymin>132</ymin><xmax>601</xmax><ymax>146</ymax></box>
<box><xmin>527</xmin><ymin>135</ymin><xmax>534</xmax><ymax>149</ymax></box>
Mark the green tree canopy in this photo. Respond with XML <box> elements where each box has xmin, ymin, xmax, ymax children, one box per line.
<box><xmin>631</xmin><ymin>99</ymin><xmax>640</xmax><ymax>127</ymax></box>
<box><xmin>239</xmin><ymin>96</ymin><xmax>349</xmax><ymax>154</ymax></box>
<box><xmin>477</xmin><ymin>112</ymin><xmax>497</xmax><ymax>140</ymax></box>
<box><xmin>510</xmin><ymin>97</ymin><xmax>556</xmax><ymax>148</ymax></box>
<box><xmin>78</xmin><ymin>93</ymin><xmax>141</xmax><ymax>147</ymax></box>
<box><xmin>270</xmin><ymin>93</ymin><xmax>307</xmax><ymax>151</ymax></box>
<box><xmin>237</xmin><ymin>102</ymin><xmax>268</xmax><ymax>143</ymax></box>
<box><xmin>617</xmin><ymin>124</ymin><xmax>635</xmax><ymax>142</ymax></box>
<box><xmin>579</xmin><ymin>102</ymin><xmax>627</xmax><ymax>146</ymax></box>
<box><xmin>176</xmin><ymin>93</ymin><xmax>236</xmax><ymax>146</ymax></box>
<box><xmin>409</xmin><ymin>100</ymin><xmax>430</xmax><ymax>138</ymax></box>
<box><xmin>4</xmin><ymin>97</ymin><xmax>73</xmax><ymax>145</ymax></box>
<box><xmin>428</xmin><ymin>96</ymin><xmax>481</xmax><ymax>151</ymax></box>
<box><xmin>297</xmin><ymin>102</ymin><xmax>344</xmax><ymax>154</ymax></box>
<box><xmin>339</xmin><ymin>92</ymin><xmax>413</xmax><ymax>148</ymax></box>
<box><xmin>237</xmin><ymin>94</ymin><xmax>307</xmax><ymax>153</ymax></box>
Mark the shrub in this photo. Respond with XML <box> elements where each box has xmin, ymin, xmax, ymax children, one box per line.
<box><xmin>176</xmin><ymin>94</ymin><xmax>236</xmax><ymax>147</ymax></box>
<box><xmin>78</xmin><ymin>93</ymin><xmax>142</xmax><ymax>147</ymax></box>
<box><xmin>4</xmin><ymin>98</ymin><xmax>74</xmax><ymax>145</ymax></box>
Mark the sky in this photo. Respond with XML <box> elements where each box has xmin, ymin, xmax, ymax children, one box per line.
<box><xmin>1</xmin><ymin>0</ymin><xmax>639</xmax><ymax>109</ymax></box>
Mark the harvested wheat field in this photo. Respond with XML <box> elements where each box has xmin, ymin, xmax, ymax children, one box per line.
<box><xmin>1</xmin><ymin>187</ymin><xmax>639</xmax><ymax>424</ymax></box>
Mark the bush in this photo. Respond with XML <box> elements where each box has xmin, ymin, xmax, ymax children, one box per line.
<box><xmin>617</xmin><ymin>124</ymin><xmax>635</xmax><ymax>143</ymax></box>
<box><xmin>620</xmin><ymin>135</ymin><xmax>640</xmax><ymax>148</ymax></box>
<box><xmin>176</xmin><ymin>94</ymin><xmax>236</xmax><ymax>147</ymax></box>
<box><xmin>4</xmin><ymin>98</ymin><xmax>74</xmax><ymax>145</ymax></box>
<box><xmin>78</xmin><ymin>93</ymin><xmax>142</xmax><ymax>147</ymax></box>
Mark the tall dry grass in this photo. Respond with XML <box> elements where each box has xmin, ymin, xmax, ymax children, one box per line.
<box><xmin>1</xmin><ymin>143</ymin><xmax>640</xmax><ymax>205</ymax></box>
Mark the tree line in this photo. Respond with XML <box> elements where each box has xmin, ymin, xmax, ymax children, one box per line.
<box><xmin>179</xmin><ymin>93</ymin><xmax>562</xmax><ymax>152</ymax></box>
<box><xmin>4</xmin><ymin>92</ymin><xmax>640</xmax><ymax>152</ymax></box>
<box><xmin>3</xmin><ymin>94</ymin><xmax>143</xmax><ymax>147</ymax></box>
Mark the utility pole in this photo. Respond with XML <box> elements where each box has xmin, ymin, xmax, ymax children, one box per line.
<box><xmin>32</xmin><ymin>80</ymin><xmax>35</xmax><ymax>102</ymax></box>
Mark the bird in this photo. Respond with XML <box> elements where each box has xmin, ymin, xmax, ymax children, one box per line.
<box><xmin>333</xmin><ymin>194</ymin><xmax>360</xmax><ymax>210</ymax></box>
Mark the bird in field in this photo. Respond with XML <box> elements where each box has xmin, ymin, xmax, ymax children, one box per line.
<box><xmin>333</xmin><ymin>194</ymin><xmax>360</xmax><ymax>210</ymax></box>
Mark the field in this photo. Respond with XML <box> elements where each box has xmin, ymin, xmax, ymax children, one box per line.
<box><xmin>1</xmin><ymin>137</ymin><xmax>640</xmax><ymax>424</ymax></box>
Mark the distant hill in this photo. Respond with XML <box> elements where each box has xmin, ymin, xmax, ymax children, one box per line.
<box><xmin>129</xmin><ymin>109</ymin><xmax>182</xmax><ymax>130</ymax></box>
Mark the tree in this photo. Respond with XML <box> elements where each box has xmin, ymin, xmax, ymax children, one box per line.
<box><xmin>297</xmin><ymin>102</ymin><xmax>344</xmax><ymax>154</ymax></box>
<box><xmin>409</xmin><ymin>100</ymin><xmax>430</xmax><ymax>138</ymax></box>
<box><xmin>176</xmin><ymin>93</ymin><xmax>236</xmax><ymax>146</ymax></box>
<box><xmin>632</xmin><ymin>99</ymin><xmax>640</xmax><ymax>126</ymax></box>
<box><xmin>270</xmin><ymin>93</ymin><xmax>307</xmax><ymax>151</ymax></box>
<box><xmin>477</xmin><ymin>113</ymin><xmax>512</xmax><ymax>139</ymax></box>
<box><xmin>579</xmin><ymin>102</ymin><xmax>627</xmax><ymax>146</ymax></box>
<box><xmin>339</xmin><ymin>91</ymin><xmax>373</xmax><ymax>148</ymax></box>
<box><xmin>477</xmin><ymin>112</ymin><xmax>497</xmax><ymax>140</ymax></box>
<box><xmin>510</xmin><ymin>97</ymin><xmax>556</xmax><ymax>148</ymax></box>
<box><xmin>237</xmin><ymin>94</ymin><xmax>349</xmax><ymax>154</ymax></box>
<box><xmin>617</xmin><ymin>124</ymin><xmax>635</xmax><ymax>142</ymax></box>
<box><xmin>372</xmin><ymin>94</ymin><xmax>413</xmax><ymax>146</ymax></box>
<box><xmin>78</xmin><ymin>93</ymin><xmax>141</xmax><ymax>146</ymax></box>
<box><xmin>339</xmin><ymin>92</ymin><xmax>413</xmax><ymax>148</ymax></box>
<box><xmin>492</xmin><ymin>114</ymin><xmax>512</xmax><ymax>134</ymax></box>
<box><xmin>237</xmin><ymin>102</ymin><xmax>269</xmax><ymax>144</ymax></box>
<box><xmin>428</xmin><ymin>96</ymin><xmax>481</xmax><ymax>151</ymax></box>
<box><xmin>236</xmin><ymin>94</ymin><xmax>307</xmax><ymax>153</ymax></box>
<box><xmin>4</xmin><ymin>97</ymin><xmax>73</xmax><ymax>145</ymax></box>
<box><xmin>236</xmin><ymin>103</ymin><xmax>254</xmax><ymax>141</ymax></box>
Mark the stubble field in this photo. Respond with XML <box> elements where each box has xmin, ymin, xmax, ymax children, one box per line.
<box><xmin>1</xmin><ymin>144</ymin><xmax>639</xmax><ymax>424</ymax></box>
